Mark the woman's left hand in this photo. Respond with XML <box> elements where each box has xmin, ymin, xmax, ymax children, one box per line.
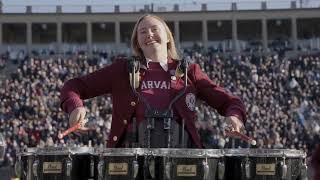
<box><xmin>225</xmin><ymin>116</ymin><xmax>244</xmax><ymax>132</ymax></box>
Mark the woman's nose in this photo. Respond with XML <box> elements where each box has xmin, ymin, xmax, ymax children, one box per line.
<box><xmin>146</xmin><ymin>29</ymin><xmax>154</xmax><ymax>38</ymax></box>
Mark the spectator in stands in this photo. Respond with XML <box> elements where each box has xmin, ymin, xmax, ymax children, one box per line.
<box><xmin>59</xmin><ymin>14</ymin><xmax>246</xmax><ymax>149</ymax></box>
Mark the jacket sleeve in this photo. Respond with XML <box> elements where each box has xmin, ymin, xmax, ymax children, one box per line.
<box><xmin>191</xmin><ymin>63</ymin><xmax>246</xmax><ymax>123</ymax></box>
<box><xmin>60</xmin><ymin>59</ymin><xmax>125</xmax><ymax>114</ymax></box>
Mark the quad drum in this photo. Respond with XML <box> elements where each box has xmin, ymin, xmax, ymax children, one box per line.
<box><xmin>16</xmin><ymin>148</ymin><xmax>307</xmax><ymax>180</ymax></box>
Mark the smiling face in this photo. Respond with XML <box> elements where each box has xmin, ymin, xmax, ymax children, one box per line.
<box><xmin>131</xmin><ymin>14</ymin><xmax>180</xmax><ymax>60</ymax></box>
<box><xmin>136</xmin><ymin>16</ymin><xmax>169</xmax><ymax>57</ymax></box>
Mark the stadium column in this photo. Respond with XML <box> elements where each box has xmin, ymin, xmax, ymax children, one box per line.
<box><xmin>115</xmin><ymin>21</ymin><xmax>120</xmax><ymax>51</ymax></box>
<box><xmin>291</xmin><ymin>17</ymin><xmax>298</xmax><ymax>51</ymax></box>
<box><xmin>87</xmin><ymin>21</ymin><xmax>92</xmax><ymax>56</ymax></box>
<box><xmin>232</xmin><ymin>18</ymin><xmax>239</xmax><ymax>53</ymax></box>
<box><xmin>27</xmin><ymin>22</ymin><xmax>32</xmax><ymax>54</ymax></box>
<box><xmin>262</xmin><ymin>18</ymin><xmax>268</xmax><ymax>52</ymax></box>
<box><xmin>174</xmin><ymin>21</ymin><xmax>180</xmax><ymax>49</ymax></box>
<box><xmin>57</xmin><ymin>22</ymin><xmax>62</xmax><ymax>54</ymax></box>
<box><xmin>0</xmin><ymin>22</ymin><xmax>2</xmax><ymax>47</ymax></box>
<box><xmin>202</xmin><ymin>20</ymin><xmax>208</xmax><ymax>50</ymax></box>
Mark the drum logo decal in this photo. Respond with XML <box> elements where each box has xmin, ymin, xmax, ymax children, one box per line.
<box><xmin>43</xmin><ymin>162</ymin><xmax>62</xmax><ymax>173</ymax></box>
<box><xmin>256</xmin><ymin>164</ymin><xmax>276</xmax><ymax>175</ymax></box>
<box><xmin>177</xmin><ymin>165</ymin><xmax>197</xmax><ymax>176</ymax></box>
<box><xmin>108</xmin><ymin>163</ymin><xmax>128</xmax><ymax>175</ymax></box>
<box><xmin>186</xmin><ymin>93</ymin><xmax>196</xmax><ymax>111</ymax></box>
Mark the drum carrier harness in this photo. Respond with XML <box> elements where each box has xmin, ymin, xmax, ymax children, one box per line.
<box><xmin>127</xmin><ymin>56</ymin><xmax>190</xmax><ymax>149</ymax></box>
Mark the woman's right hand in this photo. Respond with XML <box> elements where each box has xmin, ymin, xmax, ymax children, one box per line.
<box><xmin>69</xmin><ymin>107</ymin><xmax>89</xmax><ymax>132</ymax></box>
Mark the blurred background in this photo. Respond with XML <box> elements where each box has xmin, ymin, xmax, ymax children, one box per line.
<box><xmin>0</xmin><ymin>0</ymin><xmax>319</xmax><ymax>179</ymax></box>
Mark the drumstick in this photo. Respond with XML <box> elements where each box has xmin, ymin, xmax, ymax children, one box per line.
<box><xmin>58</xmin><ymin>123</ymin><xmax>81</xmax><ymax>139</ymax></box>
<box><xmin>226</xmin><ymin>131</ymin><xmax>257</xmax><ymax>146</ymax></box>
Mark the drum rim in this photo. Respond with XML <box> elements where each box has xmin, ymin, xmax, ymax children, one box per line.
<box><xmin>146</xmin><ymin>148</ymin><xmax>223</xmax><ymax>157</ymax></box>
<box><xmin>16</xmin><ymin>147</ymin><xmax>37</xmax><ymax>156</ymax></box>
<box><xmin>97</xmin><ymin>148</ymin><xmax>145</xmax><ymax>156</ymax></box>
<box><xmin>96</xmin><ymin>148</ymin><xmax>224</xmax><ymax>157</ymax></box>
<box><xmin>19</xmin><ymin>147</ymin><xmax>95</xmax><ymax>155</ymax></box>
<box><xmin>17</xmin><ymin>148</ymin><xmax>306</xmax><ymax>158</ymax></box>
<box><xmin>223</xmin><ymin>148</ymin><xmax>306</xmax><ymax>157</ymax></box>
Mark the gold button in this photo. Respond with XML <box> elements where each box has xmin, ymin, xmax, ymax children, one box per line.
<box><xmin>113</xmin><ymin>136</ymin><xmax>118</xmax><ymax>141</ymax></box>
<box><xmin>131</xmin><ymin>101</ymin><xmax>136</xmax><ymax>106</ymax></box>
<box><xmin>123</xmin><ymin>119</ymin><xmax>127</xmax><ymax>125</ymax></box>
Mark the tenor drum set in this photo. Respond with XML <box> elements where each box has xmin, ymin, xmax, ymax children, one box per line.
<box><xmin>15</xmin><ymin>147</ymin><xmax>308</xmax><ymax>180</ymax></box>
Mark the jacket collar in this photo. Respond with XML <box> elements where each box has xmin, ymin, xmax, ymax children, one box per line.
<box><xmin>140</xmin><ymin>57</ymin><xmax>179</xmax><ymax>72</ymax></box>
<box><xmin>145</xmin><ymin>58</ymin><xmax>168</xmax><ymax>72</ymax></box>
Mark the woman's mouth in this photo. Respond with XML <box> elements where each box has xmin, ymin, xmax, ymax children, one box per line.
<box><xmin>145</xmin><ymin>40</ymin><xmax>158</xmax><ymax>45</ymax></box>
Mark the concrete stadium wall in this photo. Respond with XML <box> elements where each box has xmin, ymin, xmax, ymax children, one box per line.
<box><xmin>0</xmin><ymin>8</ymin><xmax>319</xmax><ymax>54</ymax></box>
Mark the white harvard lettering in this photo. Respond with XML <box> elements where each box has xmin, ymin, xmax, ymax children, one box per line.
<box><xmin>160</xmin><ymin>81</ymin><xmax>168</xmax><ymax>89</ymax></box>
<box><xmin>147</xmin><ymin>81</ymin><xmax>153</xmax><ymax>89</ymax></box>
<box><xmin>141</xmin><ymin>81</ymin><xmax>147</xmax><ymax>89</ymax></box>
<box><xmin>154</xmin><ymin>81</ymin><xmax>161</xmax><ymax>88</ymax></box>
<box><xmin>141</xmin><ymin>81</ymin><xmax>170</xmax><ymax>90</ymax></box>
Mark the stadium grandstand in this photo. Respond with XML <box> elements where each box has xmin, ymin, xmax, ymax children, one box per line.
<box><xmin>0</xmin><ymin>0</ymin><xmax>319</xmax><ymax>179</ymax></box>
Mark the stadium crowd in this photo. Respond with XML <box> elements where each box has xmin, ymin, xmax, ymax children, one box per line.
<box><xmin>0</xmin><ymin>46</ymin><xmax>319</xmax><ymax>167</ymax></box>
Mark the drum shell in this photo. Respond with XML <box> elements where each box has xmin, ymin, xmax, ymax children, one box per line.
<box><xmin>154</xmin><ymin>148</ymin><xmax>224</xmax><ymax>180</ymax></box>
<box><xmin>96</xmin><ymin>148</ymin><xmax>224</xmax><ymax>180</ymax></box>
<box><xmin>224</xmin><ymin>149</ymin><xmax>305</xmax><ymax>180</ymax></box>
<box><xmin>97</xmin><ymin>155</ymin><xmax>143</xmax><ymax>180</ymax></box>
<box><xmin>167</xmin><ymin>157</ymin><xmax>220</xmax><ymax>180</ymax></box>
<box><xmin>18</xmin><ymin>147</ymin><xmax>97</xmax><ymax>180</ymax></box>
<box><xmin>19</xmin><ymin>153</ymin><xmax>35</xmax><ymax>180</ymax></box>
<box><xmin>96</xmin><ymin>148</ymin><xmax>144</xmax><ymax>180</ymax></box>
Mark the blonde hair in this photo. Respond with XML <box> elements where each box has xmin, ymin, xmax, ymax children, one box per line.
<box><xmin>131</xmin><ymin>14</ymin><xmax>180</xmax><ymax>60</ymax></box>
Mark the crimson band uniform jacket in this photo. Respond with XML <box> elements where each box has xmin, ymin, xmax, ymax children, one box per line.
<box><xmin>60</xmin><ymin>58</ymin><xmax>246</xmax><ymax>148</ymax></box>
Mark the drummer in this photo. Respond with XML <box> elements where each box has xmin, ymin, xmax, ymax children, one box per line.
<box><xmin>60</xmin><ymin>14</ymin><xmax>246</xmax><ymax>148</ymax></box>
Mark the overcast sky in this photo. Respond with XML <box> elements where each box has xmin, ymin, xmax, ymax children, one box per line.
<box><xmin>1</xmin><ymin>0</ymin><xmax>318</xmax><ymax>12</ymax></box>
